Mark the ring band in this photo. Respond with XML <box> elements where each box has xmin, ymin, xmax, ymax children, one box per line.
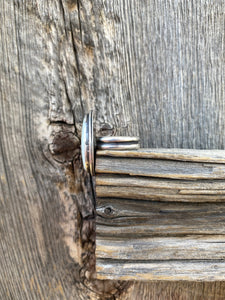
<box><xmin>97</xmin><ymin>142</ymin><xmax>140</xmax><ymax>150</ymax></box>
<box><xmin>97</xmin><ymin>136</ymin><xmax>139</xmax><ymax>143</ymax></box>
<box><xmin>81</xmin><ymin>112</ymin><xmax>140</xmax><ymax>175</ymax></box>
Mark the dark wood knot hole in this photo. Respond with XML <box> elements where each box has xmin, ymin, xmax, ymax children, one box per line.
<box><xmin>104</xmin><ymin>206</ymin><xmax>113</xmax><ymax>215</ymax></box>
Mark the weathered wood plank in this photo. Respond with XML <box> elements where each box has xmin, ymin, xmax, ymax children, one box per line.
<box><xmin>96</xmin><ymin>156</ymin><xmax>225</xmax><ymax>180</ymax></box>
<box><xmin>96</xmin><ymin>260</ymin><xmax>225</xmax><ymax>281</ymax></box>
<box><xmin>97</xmin><ymin>186</ymin><xmax>225</xmax><ymax>202</ymax></box>
<box><xmin>119</xmin><ymin>281</ymin><xmax>225</xmax><ymax>300</ymax></box>
<box><xmin>97</xmin><ymin>149</ymin><xmax>225</xmax><ymax>163</ymax></box>
<box><xmin>0</xmin><ymin>1</ymin><xmax>128</xmax><ymax>298</ymax></box>
<box><xmin>96</xmin><ymin>235</ymin><xmax>225</xmax><ymax>260</ymax></box>
<box><xmin>96</xmin><ymin>198</ymin><xmax>225</xmax><ymax>237</ymax></box>
<box><xmin>96</xmin><ymin>150</ymin><xmax>225</xmax><ymax>282</ymax></box>
<box><xmin>96</xmin><ymin>174</ymin><xmax>225</xmax><ymax>190</ymax></box>
<box><xmin>96</xmin><ymin>150</ymin><xmax>225</xmax><ymax>201</ymax></box>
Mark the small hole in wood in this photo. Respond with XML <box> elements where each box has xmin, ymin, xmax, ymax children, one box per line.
<box><xmin>104</xmin><ymin>207</ymin><xmax>112</xmax><ymax>215</ymax></box>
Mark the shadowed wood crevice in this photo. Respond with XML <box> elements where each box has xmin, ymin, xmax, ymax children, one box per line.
<box><xmin>49</xmin><ymin>115</ymin><xmax>130</xmax><ymax>299</ymax></box>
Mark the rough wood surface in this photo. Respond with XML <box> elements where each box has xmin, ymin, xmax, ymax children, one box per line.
<box><xmin>96</xmin><ymin>199</ymin><xmax>225</xmax><ymax>237</ymax></box>
<box><xmin>96</xmin><ymin>150</ymin><xmax>225</xmax><ymax>180</ymax></box>
<box><xmin>97</xmin><ymin>149</ymin><xmax>225</xmax><ymax>163</ymax></box>
<box><xmin>96</xmin><ymin>261</ymin><xmax>225</xmax><ymax>281</ymax></box>
<box><xmin>97</xmin><ymin>174</ymin><xmax>225</xmax><ymax>190</ymax></box>
<box><xmin>97</xmin><ymin>236</ymin><xmax>225</xmax><ymax>260</ymax></box>
<box><xmin>119</xmin><ymin>282</ymin><xmax>225</xmax><ymax>300</ymax></box>
<box><xmin>1</xmin><ymin>0</ymin><xmax>225</xmax><ymax>299</ymax></box>
<box><xmin>97</xmin><ymin>186</ymin><xmax>225</xmax><ymax>202</ymax></box>
<box><xmin>0</xmin><ymin>1</ymin><xmax>129</xmax><ymax>299</ymax></box>
<box><xmin>96</xmin><ymin>149</ymin><xmax>225</xmax><ymax>280</ymax></box>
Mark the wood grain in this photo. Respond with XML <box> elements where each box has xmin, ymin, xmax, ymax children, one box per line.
<box><xmin>96</xmin><ymin>174</ymin><xmax>225</xmax><ymax>190</ymax></box>
<box><xmin>1</xmin><ymin>0</ymin><xmax>225</xmax><ymax>298</ymax></box>
<box><xmin>96</xmin><ymin>149</ymin><xmax>225</xmax><ymax>280</ymax></box>
<box><xmin>96</xmin><ymin>154</ymin><xmax>225</xmax><ymax>180</ymax></box>
<box><xmin>97</xmin><ymin>235</ymin><xmax>225</xmax><ymax>260</ymax></box>
<box><xmin>97</xmin><ymin>149</ymin><xmax>225</xmax><ymax>163</ymax></box>
<box><xmin>93</xmin><ymin>1</ymin><xmax>225</xmax><ymax>151</ymax></box>
<box><xmin>96</xmin><ymin>199</ymin><xmax>225</xmax><ymax>237</ymax></box>
<box><xmin>96</xmin><ymin>260</ymin><xmax>225</xmax><ymax>281</ymax></box>
<box><xmin>0</xmin><ymin>1</ymin><xmax>127</xmax><ymax>299</ymax></box>
<box><xmin>97</xmin><ymin>186</ymin><xmax>225</xmax><ymax>202</ymax></box>
<box><xmin>118</xmin><ymin>281</ymin><xmax>225</xmax><ymax>300</ymax></box>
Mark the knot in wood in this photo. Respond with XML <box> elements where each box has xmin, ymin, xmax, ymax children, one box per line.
<box><xmin>49</xmin><ymin>131</ymin><xmax>80</xmax><ymax>163</ymax></box>
<box><xmin>104</xmin><ymin>206</ymin><xmax>113</xmax><ymax>215</ymax></box>
<box><xmin>97</xmin><ymin>205</ymin><xmax>116</xmax><ymax>218</ymax></box>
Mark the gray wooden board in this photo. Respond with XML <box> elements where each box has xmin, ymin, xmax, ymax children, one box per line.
<box><xmin>96</xmin><ymin>149</ymin><xmax>225</xmax><ymax>163</ymax></box>
<box><xmin>1</xmin><ymin>0</ymin><xmax>225</xmax><ymax>297</ymax></box>
<box><xmin>96</xmin><ymin>149</ymin><xmax>225</xmax><ymax>280</ymax></box>
<box><xmin>97</xmin><ymin>186</ymin><xmax>225</xmax><ymax>202</ymax></box>
<box><xmin>96</xmin><ymin>260</ymin><xmax>225</xmax><ymax>281</ymax></box>
<box><xmin>96</xmin><ymin>174</ymin><xmax>225</xmax><ymax>190</ymax></box>
<box><xmin>96</xmin><ymin>236</ymin><xmax>225</xmax><ymax>260</ymax></box>
<box><xmin>96</xmin><ymin>157</ymin><xmax>225</xmax><ymax>180</ymax></box>
<box><xmin>96</xmin><ymin>198</ymin><xmax>225</xmax><ymax>237</ymax></box>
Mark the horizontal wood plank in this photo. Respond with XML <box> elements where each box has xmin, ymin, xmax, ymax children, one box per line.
<box><xmin>95</xmin><ymin>149</ymin><xmax>225</xmax><ymax>280</ymax></box>
<box><xmin>96</xmin><ymin>198</ymin><xmax>225</xmax><ymax>237</ymax></box>
<box><xmin>96</xmin><ymin>185</ymin><xmax>225</xmax><ymax>202</ymax></box>
<box><xmin>96</xmin><ymin>235</ymin><xmax>225</xmax><ymax>260</ymax></box>
<box><xmin>96</xmin><ymin>157</ymin><xmax>225</xmax><ymax>180</ymax></box>
<box><xmin>96</xmin><ymin>174</ymin><xmax>225</xmax><ymax>190</ymax></box>
<box><xmin>96</xmin><ymin>260</ymin><xmax>225</xmax><ymax>281</ymax></box>
<box><xmin>96</xmin><ymin>149</ymin><xmax>225</xmax><ymax>163</ymax></box>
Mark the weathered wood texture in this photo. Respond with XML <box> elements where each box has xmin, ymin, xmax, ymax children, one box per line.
<box><xmin>97</xmin><ymin>200</ymin><xmax>225</xmax><ymax>236</ymax></box>
<box><xmin>97</xmin><ymin>261</ymin><xmax>225</xmax><ymax>281</ymax></box>
<box><xmin>119</xmin><ymin>281</ymin><xmax>225</xmax><ymax>300</ymax></box>
<box><xmin>97</xmin><ymin>236</ymin><xmax>225</xmax><ymax>260</ymax></box>
<box><xmin>96</xmin><ymin>149</ymin><xmax>225</xmax><ymax>280</ymax></box>
<box><xmin>1</xmin><ymin>0</ymin><xmax>225</xmax><ymax>299</ymax></box>
<box><xmin>0</xmin><ymin>1</ymin><xmax>129</xmax><ymax>299</ymax></box>
<box><xmin>96</xmin><ymin>149</ymin><xmax>225</xmax><ymax>201</ymax></box>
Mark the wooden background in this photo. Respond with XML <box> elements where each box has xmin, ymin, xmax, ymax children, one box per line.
<box><xmin>0</xmin><ymin>0</ymin><xmax>225</xmax><ymax>299</ymax></box>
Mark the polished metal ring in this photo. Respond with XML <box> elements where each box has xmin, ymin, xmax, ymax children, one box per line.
<box><xmin>81</xmin><ymin>112</ymin><xmax>140</xmax><ymax>175</ymax></box>
<box><xmin>81</xmin><ymin>111</ymin><xmax>95</xmax><ymax>175</ymax></box>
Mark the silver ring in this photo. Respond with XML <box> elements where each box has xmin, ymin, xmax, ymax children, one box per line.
<box><xmin>97</xmin><ymin>136</ymin><xmax>139</xmax><ymax>143</ymax></box>
<box><xmin>97</xmin><ymin>142</ymin><xmax>140</xmax><ymax>150</ymax></box>
<box><xmin>81</xmin><ymin>111</ymin><xmax>95</xmax><ymax>175</ymax></box>
<box><xmin>81</xmin><ymin>112</ymin><xmax>140</xmax><ymax>175</ymax></box>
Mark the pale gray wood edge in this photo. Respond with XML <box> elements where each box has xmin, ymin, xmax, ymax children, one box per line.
<box><xmin>97</xmin><ymin>149</ymin><xmax>225</xmax><ymax>163</ymax></box>
<box><xmin>96</xmin><ymin>235</ymin><xmax>225</xmax><ymax>260</ymax></box>
<box><xmin>96</xmin><ymin>186</ymin><xmax>225</xmax><ymax>202</ymax></box>
<box><xmin>96</xmin><ymin>174</ymin><xmax>225</xmax><ymax>190</ymax></box>
<box><xmin>96</xmin><ymin>156</ymin><xmax>225</xmax><ymax>180</ymax></box>
<box><xmin>96</xmin><ymin>260</ymin><xmax>225</xmax><ymax>281</ymax></box>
